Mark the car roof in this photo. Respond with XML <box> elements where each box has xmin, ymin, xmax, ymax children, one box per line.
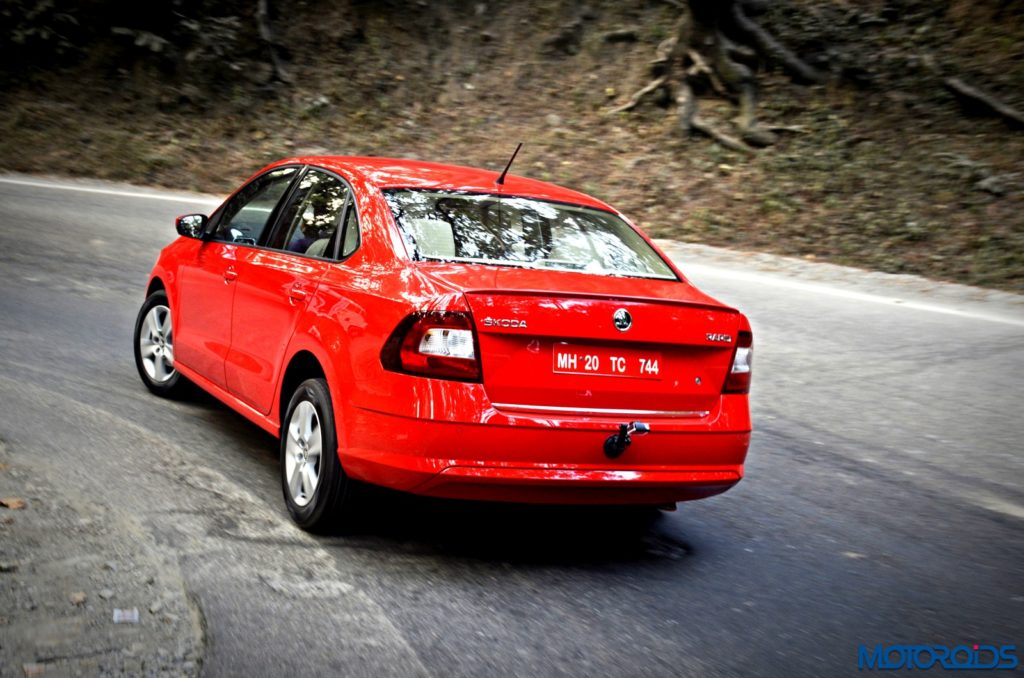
<box><xmin>276</xmin><ymin>155</ymin><xmax>616</xmax><ymax>212</ymax></box>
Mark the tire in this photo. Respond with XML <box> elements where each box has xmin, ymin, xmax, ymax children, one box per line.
<box><xmin>281</xmin><ymin>378</ymin><xmax>353</xmax><ymax>532</ymax></box>
<box><xmin>133</xmin><ymin>290</ymin><xmax>189</xmax><ymax>398</ymax></box>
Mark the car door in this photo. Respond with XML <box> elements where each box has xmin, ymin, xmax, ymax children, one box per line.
<box><xmin>225</xmin><ymin>168</ymin><xmax>355</xmax><ymax>414</ymax></box>
<box><xmin>174</xmin><ymin>166</ymin><xmax>300</xmax><ymax>388</ymax></box>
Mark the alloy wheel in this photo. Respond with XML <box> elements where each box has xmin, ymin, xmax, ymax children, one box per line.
<box><xmin>284</xmin><ymin>400</ymin><xmax>322</xmax><ymax>507</ymax></box>
<box><xmin>139</xmin><ymin>305</ymin><xmax>175</xmax><ymax>383</ymax></box>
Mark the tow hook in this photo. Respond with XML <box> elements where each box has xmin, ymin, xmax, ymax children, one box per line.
<box><xmin>604</xmin><ymin>421</ymin><xmax>650</xmax><ymax>459</ymax></box>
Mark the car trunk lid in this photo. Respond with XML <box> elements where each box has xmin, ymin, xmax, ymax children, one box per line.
<box><xmin>421</xmin><ymin>265</ymin><xmax>740</xmax><ymax>416</ymax></box>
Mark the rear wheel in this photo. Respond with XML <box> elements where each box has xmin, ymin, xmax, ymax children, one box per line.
<box><xmin>133</xmin><ymin>291</ymin><xmax>188</xmax><ymax>398</ymax></box>
<box><xmin>281</xmin><ymin>378</ymin><xmax>353</xmax><ymax>532</ymax></box>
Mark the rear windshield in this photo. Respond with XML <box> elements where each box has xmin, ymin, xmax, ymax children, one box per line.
<box><xmin>383</xmin><ymin>190</ymin><xmax>677</xmax><ymax>281</ymax></box>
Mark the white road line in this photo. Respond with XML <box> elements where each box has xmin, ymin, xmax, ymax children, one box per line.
<box><xmin>0</xmin><ymin>177</ymin><xmax>221</xmax><ymax>206</ymax></box>
<box><xmin>681</xmin><ymin>263</ymin><xmax>1024</xmax><ymax>328</ymax></box>
<box><xmin>968</xmin><ymin>491</ymin><xmax>1024</xmax><ymax>522</ymax></box>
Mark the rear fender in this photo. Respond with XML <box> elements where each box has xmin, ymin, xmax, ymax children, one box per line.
<box><xmin>277</xmin><ymin>309</ymin><xmax>349</xmax><ymax>433</ymax></box>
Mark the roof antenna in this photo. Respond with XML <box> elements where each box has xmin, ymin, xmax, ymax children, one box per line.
<box><xmin>495</xmin><ymin>142</ymin><xmax>523</xmax><ymax>186</ymax></box>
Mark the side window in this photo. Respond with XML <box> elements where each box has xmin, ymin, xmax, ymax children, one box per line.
<box><xmin>213</xmin><ymin>167</ymin><xmax>298</xmax><ymax>245</ymax></box>
<box><xmin>340</xmin><ymin>200</ymin><xmax>360</xmax><ymax>258</ymax></box>
<box><xmin>270</xmin><ymin>170</ymin><xmax>350</xmax><ymax>258</ymax></box>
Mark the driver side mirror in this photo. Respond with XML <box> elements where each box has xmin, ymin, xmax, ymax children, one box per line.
<box><xmin>175</xmin><ymin>214</ymin><xmax>209</xmax><ymax>239</ymax></box>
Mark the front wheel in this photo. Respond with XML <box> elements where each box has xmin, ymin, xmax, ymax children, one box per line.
<box><xmin>133</xmin><ymin>290</ymin><xmax>188</xmax><ymax>398</ymax></box>
<box><xmin>281</xmin><ymin>378</ymin><xmax>353</xmax><ymax>532</ymax></box>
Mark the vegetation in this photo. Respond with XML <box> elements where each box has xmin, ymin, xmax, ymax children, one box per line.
<box><xmin>1</xmin><ymin>0</ymin><xmax>1022</xmax><ymax>290</ymax></box>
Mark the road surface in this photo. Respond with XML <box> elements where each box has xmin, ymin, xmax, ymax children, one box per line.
<box><xmin>0</xmin><ymin>174</ymin><xmax>1021</xmax><ymax>676</ymax></box>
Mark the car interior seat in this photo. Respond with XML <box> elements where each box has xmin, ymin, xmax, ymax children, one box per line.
<box><xmin>405</xmin><ymin>218</ymin><xmax>456</xmax><ymax>258</ymax></box>
<box><xmin>305</xmin><ymin>238</ymin><xmax>331</xmax><ymax>257</ymax></box>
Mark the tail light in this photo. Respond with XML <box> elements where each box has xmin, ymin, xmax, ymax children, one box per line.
<box><xmin>723</xmin><ymin>331</ymin><xmax>752</xmax><ymax>394</ymax></box>
<box><xmin>381</xmin><ymin>311</ymin><xmax>482</xmax><ymax>382</ymax></box>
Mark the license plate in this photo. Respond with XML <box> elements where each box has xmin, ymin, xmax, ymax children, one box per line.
<box><xmin>552</xmin><ymin>344</ymin><xmax>663</xmax><ymax>380</ymax></box>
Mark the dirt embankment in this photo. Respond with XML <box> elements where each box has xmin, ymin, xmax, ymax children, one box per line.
<box><xmin>1</xmin><ymin>0</ymin><xmax>1022</xmax><ymax>290</ymax></box>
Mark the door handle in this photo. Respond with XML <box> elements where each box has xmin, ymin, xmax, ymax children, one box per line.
<box><xmin>288</xmin><ymin>284</ymin><xmax>308</xmax><ymax>302</ymax></box>
<box><xmin>223</xmin><ymin>266</ymin><xmax>238</xmax><ymax>283</ymax></box>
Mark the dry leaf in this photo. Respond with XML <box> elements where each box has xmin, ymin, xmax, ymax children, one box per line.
<box><xmin>0</xmin><ymin>497</ymin><xmax>26</xmax><ymax>510</ymax></box>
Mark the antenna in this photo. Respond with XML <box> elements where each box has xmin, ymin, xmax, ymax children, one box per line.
<box><xmin>495</xmin><ymin>142</ymin><xmax>523</xmax><ymax>186</ymax></box>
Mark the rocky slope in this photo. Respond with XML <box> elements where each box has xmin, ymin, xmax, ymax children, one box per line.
<box><xmin>1</xmin><ymin>0</ymin><xmax>1021</xmax><ymax>290</ymax></box>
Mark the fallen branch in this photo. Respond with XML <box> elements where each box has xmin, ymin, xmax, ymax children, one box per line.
<box><xmin>944</xmin><ymin>77</ymin><xmax>1024</xmax><ymax>129</ymax></box>
<box><xmin>603</xmin><ymin>28</ymin><xmax>640</xmax><ymax>44</ymax></box>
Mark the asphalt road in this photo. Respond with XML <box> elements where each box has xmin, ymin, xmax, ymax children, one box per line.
<box><xmin>1</xmin><ymin>174</ymin><xmax>1022</xmax><ymax>676</ymax></box>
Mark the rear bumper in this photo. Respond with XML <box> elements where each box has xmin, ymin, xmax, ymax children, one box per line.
<box><xmin>415</xmin><ymin>466</ymin><xmax>742</xmax><ymax>504</ymax></box>
<box><xmin>341</xmin><ymin>403</ymin><xmax>749</xmax><ymax>505</ymax></box>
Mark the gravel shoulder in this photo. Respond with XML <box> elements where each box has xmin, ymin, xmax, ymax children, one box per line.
<box><xmin>0</xmin><ymin>440</ymin><xmax>204</xmax><ymax>677</ymax></box>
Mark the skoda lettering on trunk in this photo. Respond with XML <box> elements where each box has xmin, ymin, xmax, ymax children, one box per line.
<box><xmin>483</xmin><ymin>317</ymin><xmax>528</xmax><ymax>329</ymax></box>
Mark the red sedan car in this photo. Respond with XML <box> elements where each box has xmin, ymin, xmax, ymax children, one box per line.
<box><xmin>134</xmin><ymin>156</ymin><xmax>752</xmax><ymax>531</ymax></box>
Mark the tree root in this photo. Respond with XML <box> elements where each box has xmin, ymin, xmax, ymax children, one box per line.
<box><xmin>730</xmin><ymin>1</ymin><xmax>823</xmax><ymax>84</ymax></box>
<box><xmin>609</xmin><ymin>0</ymin><xmax>820</xmax><ymax>154</ymax></box>
<box><xmin>685</xmin><ymin>50</ymin><xmax>727</xmax><ymax>97</ymax></box>
<box><xmin>676</xmin><ymin>82</ymin><xmax>697</xmax><ymax>133</ymax></box>
<box><xmin>608</xmin><ymin>75</ymin><xmax>669</xmax><ymax>115</ymax></box>
<box><xmin>256</xmin><ymin>0</ymin><xmax>292</xmax><ymax>84</ymax></box>
<box><xmin>693</xmin><ymin>118</ymin><xmax>756</xmax><ymax>154</ymax></box>
<box><xmin>677</xmin><ymin>83</ymin><xmax>755</xmax><ymax>154</ymax></box>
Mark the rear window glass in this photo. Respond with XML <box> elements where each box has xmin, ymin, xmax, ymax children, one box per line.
<box><xmin>383</xmin><ymin>190</ymin><xmax>677</xmax><ymax>280</ymax></box>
